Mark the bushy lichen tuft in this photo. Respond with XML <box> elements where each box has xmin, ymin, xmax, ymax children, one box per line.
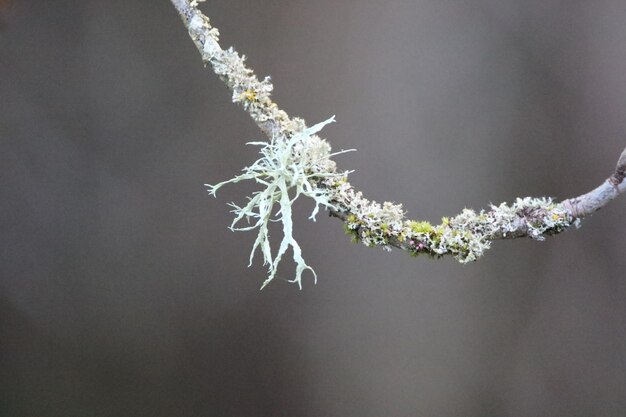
<box><xmin>207</xmin><ymin>117</ymin><xmax>353</xmax><ymax>289</ymax></box>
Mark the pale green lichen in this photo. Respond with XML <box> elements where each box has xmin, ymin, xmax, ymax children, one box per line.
<box><xmin>207</xmin><ymin>116</ymin><xmax>353</xmax><ymax>289</ymax></box>
<box><xmin>333</xmin><ymin>181</ymin><xmax>578</xmax><ymax>264</ymax></box>
<box><xmin>186</xmin><ymin>9</ymin><xmax>301</xmax><ymax>138</ymax></box>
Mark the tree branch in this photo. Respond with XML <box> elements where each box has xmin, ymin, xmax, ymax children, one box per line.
<box><xmin>170</xmin><ymin>0</ymin><xmax>625</xmax><ymax>287</ymax></box>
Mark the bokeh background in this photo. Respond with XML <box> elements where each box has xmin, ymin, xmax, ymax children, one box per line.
<box><xmin>2</xmin><ymin>1</ymin><xmax>626</xmax><ymax>416</ymax></box>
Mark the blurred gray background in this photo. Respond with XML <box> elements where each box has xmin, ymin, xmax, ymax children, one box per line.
<box><xmin>2</xmin><ymin>1</ymin><xmax>626</xmax><ymax>416</ymax></box>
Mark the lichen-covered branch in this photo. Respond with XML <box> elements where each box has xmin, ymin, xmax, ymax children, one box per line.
<box><xmin>170</xmin><ymin>0</ymin><xmax>626</xmax><ymax>288</ymax></box>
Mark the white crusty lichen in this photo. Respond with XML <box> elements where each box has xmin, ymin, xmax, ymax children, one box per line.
<box><xmin>331</xmin><ymin>182</ymin><xmax>578</xmax><ymax>263</ymax></box>
<box><xmin>170</xmin><ymin>0</ymin><xmax>625</xmax><ymax>289</ymax></box>
<box><xmin>185</xmin><ymin>6</ymin><xmax>299</xmax><ymax>138</ymax></box>
<box><xmin>207</xmin><ymin>117</ymin><xmax>353</xmax><ymax>289</ymax></box>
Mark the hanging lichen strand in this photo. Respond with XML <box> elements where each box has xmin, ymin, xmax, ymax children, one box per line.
<box><xmin>171</xmin><ymin>0</ymin><xmax>626</xmax><ymax>289</ymax></box>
